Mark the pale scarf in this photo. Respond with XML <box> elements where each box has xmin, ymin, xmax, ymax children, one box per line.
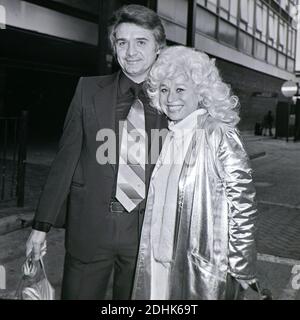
<box><xmin>151</xmin><ymin>108</ymin><xmax>207</xmax><ymax>263</ymax></box>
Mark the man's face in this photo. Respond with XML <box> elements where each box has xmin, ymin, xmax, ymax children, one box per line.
<box><xmin>114</xmin><ymin>23</ymin><xmax>158</xmax><ymax>83</ymax></box>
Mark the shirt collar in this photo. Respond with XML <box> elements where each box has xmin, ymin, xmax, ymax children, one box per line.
<box><xmin>168</xmin><ymin>109</ymin><xmax>208</xmax><ymax>135</ymax></box>
<box><xmin>118</xmin><ymin>72</ymin><xmax>144</xmax><ymax>98</ymax></box>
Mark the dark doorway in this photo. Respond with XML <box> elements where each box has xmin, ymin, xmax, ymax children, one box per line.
<box><xmin>5</xmin><ymin>67</ymin><xmax>79</xmax><ymax>144</ymax></box>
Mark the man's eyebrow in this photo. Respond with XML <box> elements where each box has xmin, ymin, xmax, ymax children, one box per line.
<box><xmin>116</xmin><ymin>37</ymin><xmax>149</xmax><ymax>41</ymax></box>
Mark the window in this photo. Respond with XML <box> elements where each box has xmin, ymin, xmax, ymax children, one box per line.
<box><xmin>207</xmin><ymin>0</ymin><xmax>218</xmax><ymax>13</ymax></box>
<box><xmin>0</xmin><ymin>5</ymin><xmax>6</xmax><ymax>29</ymax></box>
<box><xmin>287</xmin><ymin>27</ymin><xmax>296</xmax><ymax>58</ymax></box>
<box><xmin>197</xmin><ymin>0</ymin><xmax>206</xmax><ymax>6</ymax></box>
<box><xmin>198</xmin><ymin>0</ymin><xmax>241</xmax><ymax>26</ymax></box>
<box><xmin>279</xmin><ymin>20</ymin><xmax>287</xmax><ymax>51</ymax></box>
<box><xmin>280</xmin><ymin>0</ymin><xmax>289</xmax><ymax>11</ymax></box>
<box><xmin>268</xmin><ymin>12</ymin><xmax>274</xmax><ymax>40</ymax></box>
<box><xmin>254</xmin><ymin>40</ymin><xmax>267</xmax><ymax>61</ymax></box>
<box><xmin>261</xmin><ymin>4</ymin><xmax>268</xmax><ymax>42</ymax></box>
<box><xmin>248</xmin><ymin>0</ymin><xmax>255</xmax><ymax>34</ymax></box>
<box><xmin>274</xmin><ymin>15</ymin><xmax>279</xmax><ymax>46</ymax></box>
<box><xmin>220</xmin><ymin>0</ymin><xmax>230</xmax><ymax>10</ymax></box>
<box><xmin>196</xmin><ymin>6</ymin><xmax>217</xmax><ymax>38</ymax></box>
<box><xmin>291</xmin><ymin>29</ymin><xmax>296</xmax><ymax>57</ymax></box>
<box><xmin>229</xmin><ymin>0</ymin><xmax>238</xmax><ymax>24</ymax></box>
<box><xmin>239</xmin><ymin>0</ymin><xmax>255</xmax><ymax>33</ymax></box>
<box><xmin>220</xmin><ymin>0</ymin><xmax>230</xmax><ymax>19</ymax></box>
<box><xmin>240</xmin><ymin>0</ymin><xmax>249</xmax><ymax>23</ymax></box>
<box><xmin>238</xmin><ymin>31</ymin><xmax>253</xmax><ymax>54</ymax></box>
<box><xmin>268</xmin><ymin>11</ymin><xmax>278</xmax><ymax>47</ymax></box>
<box><xmin>255</xmin><ymin>2</ymin><xmax>268</xmax><ymax>42</ymax></box>
<box><xmin>256</xmin><ymin>3</ymin><xmax>263</xmax><ymax>32</ymax></box>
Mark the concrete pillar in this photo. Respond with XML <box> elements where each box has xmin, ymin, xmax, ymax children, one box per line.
<box><xmin>146</xmin><ymin>0</ymin><xmax>158</xmax><ymax>12</ymax></box>
<box><xmin>0</xmin><ymin>67</ymin><xmax>5</xmax><ymax>116</ymax></box>
<box><xmin>98</xmin><ymin>0</ymin><xmax>121</xmax><ymax>75</ymax></box>
<box><xmin>186</xmin><ymin>0</ymin><xmax>197</xmax><ymax>48</ymax></box>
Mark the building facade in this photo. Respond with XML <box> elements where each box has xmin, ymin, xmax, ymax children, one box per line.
<box><xmin>0</xmin><ymin>0</ymin><xmax>299</xmax><ymax>134</ymax></box>
<box><xmin>157</xmin><ymin>0</ymin><xmax>299</xmax><ymax>130</ymax></box>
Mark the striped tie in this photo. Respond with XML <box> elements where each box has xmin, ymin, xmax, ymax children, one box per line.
<box><xmin>116</xmin><ymin>97</ymin><xmax>146</xmax><ymax>212</ymax></box>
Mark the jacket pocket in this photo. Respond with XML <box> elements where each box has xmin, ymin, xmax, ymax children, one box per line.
<box><xmin>186</xmin><ymin>251</ymin><xmax>227</xmax><ymax>299</ymax></box>
<box><xmin>190</xmin><ymin>251</ymin><xmax>227</xmax><ymax>281</ymax></box>
<box><xmin>70</xmin><ymin>181</ymin><xmax>85</xmax><ymax>188</ymax></box>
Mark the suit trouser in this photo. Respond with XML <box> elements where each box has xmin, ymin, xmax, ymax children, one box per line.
<box><xmin>61</xmin><ymin>209</ymin><xmax>143</xmax><ymax>300</ymax></box>
<box><xmin>224</xmin><ymin>274</ymin><xmax>245</xmax><ymax>300</ymax></box>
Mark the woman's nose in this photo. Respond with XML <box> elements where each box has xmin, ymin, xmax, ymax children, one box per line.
<box><xmin>167</xmin><ymin>90</ymin><xmax>176</xmax><ymax>103</ymax></box>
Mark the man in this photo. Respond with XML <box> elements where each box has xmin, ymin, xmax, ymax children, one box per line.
<box><xmin>262</xmin><ymin>110</ymin><xmax>274</xmax><ymax>137</ymax></box>
<box><xmin>26</xmin><ymin>4</ymin><xmax>168</xmax><ymax>300</ymax></box>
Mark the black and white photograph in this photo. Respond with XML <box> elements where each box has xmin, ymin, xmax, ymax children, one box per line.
<box><xmin>0</xmin><ymin>0</ymin><xmax>300</xmax><ymax>304</ymax></box>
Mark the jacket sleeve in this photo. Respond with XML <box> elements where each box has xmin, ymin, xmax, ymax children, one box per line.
<box><xmin>34</xmin><ymin>77</ymin><xmax>84</xmax><ymax>227</ymax></box>
<box><xmin>32</xmin><ymin>221</ymin><xmax>52</xmax><ymax>233</ymax></box>
<box><xmin>217</xmin><ymin>127</ymin><xmax>258</xmax><ymax>280</ymax></box>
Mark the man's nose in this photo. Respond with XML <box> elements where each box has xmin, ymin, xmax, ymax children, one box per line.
<box><xmin>126</xmin><ymin>42</ymin><xmax>137</xmax><ymax>56</ymax></box>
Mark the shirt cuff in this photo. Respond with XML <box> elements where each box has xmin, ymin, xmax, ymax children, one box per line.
<box><xmin>32</xmin><ymin>221</ymin><xmax>52</xmax><ymax>233</ymax></box>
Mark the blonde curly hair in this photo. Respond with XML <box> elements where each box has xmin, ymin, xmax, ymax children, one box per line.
<box><xmin>146</xmin><ymin>46</ymin><xmax>240</xmax><ymax>126</ymax></box>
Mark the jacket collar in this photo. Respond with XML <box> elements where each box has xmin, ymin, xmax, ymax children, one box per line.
<box><xmin>93</xmin><ymin>71</ymin><xmax>121</xmax><ymax>132</ymax></box>
<box><xmin>93</xmin><ymin>70</ymin><xmax>168</xmax><ymax>173</ymax></box>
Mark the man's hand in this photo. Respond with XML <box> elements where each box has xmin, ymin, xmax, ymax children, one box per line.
<box><xmin>26</xmin><ymin>230</ymin><xmax>47</xmax><ymax>261</ymax></box>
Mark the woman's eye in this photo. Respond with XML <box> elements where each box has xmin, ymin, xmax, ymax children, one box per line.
<box><xmin>160</xmin><ymin>88</ymin><xmax>168</xmax><ymax>93</ymax></box>
<box><xmin>176</xmin><ymin>88</ymin><xmax>185</xmax><ymax>93</ymax></box>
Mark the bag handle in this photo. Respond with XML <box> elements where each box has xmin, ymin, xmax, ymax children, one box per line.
<box><xmin>39</xmin><ymin>257</ymin><xmax>48</xmax><ymax>281</ymax></box>
<box><xmin>24</xmin><ymin>255</ymin><xmax>48</xmax><ymax>280</ymax></box>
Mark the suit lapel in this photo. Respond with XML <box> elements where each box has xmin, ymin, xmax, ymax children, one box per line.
<box><xmin>93</xmin><ymin>71</ymin><xmax>120</xmax><ymax>173</ymax></box>
<box><xmin>93</xmin><ymin>71</ymin><xmax>120</xmax><ymax>131</ymax></box>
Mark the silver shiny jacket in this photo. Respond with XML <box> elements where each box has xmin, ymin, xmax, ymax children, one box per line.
<box><xmin>132</xmin><ymin>113</ymin><xmax>258</xmax><ymax>300</ymax></box>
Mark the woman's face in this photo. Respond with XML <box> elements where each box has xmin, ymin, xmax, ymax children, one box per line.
<box><xmin>159</xmin><ymin>74</ymin><xmax>199</xmax><ymax>123</ymax></box>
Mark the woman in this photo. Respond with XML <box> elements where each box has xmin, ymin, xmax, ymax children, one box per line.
<box><xmin>132</xmin><ymin>46</ymin><xmax>258</xmax><ymax>300</ymax></box>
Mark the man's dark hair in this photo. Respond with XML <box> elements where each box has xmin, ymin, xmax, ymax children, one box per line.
<box><xmin>108</xmin><ymin>4</ymin><xmax>166</xmax><ymax>54</ymax></box>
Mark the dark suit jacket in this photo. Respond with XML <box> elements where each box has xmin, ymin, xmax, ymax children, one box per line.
<box><xmin>34</xmin><ymin>71</ymin><xmax>168</xmax><ymax>262</ymax></box>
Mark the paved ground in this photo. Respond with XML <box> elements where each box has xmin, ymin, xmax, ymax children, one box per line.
<box><xmin>0</xmin><ymin>133</ymin><xmax>300</xmax><ymax>300</ymax></box>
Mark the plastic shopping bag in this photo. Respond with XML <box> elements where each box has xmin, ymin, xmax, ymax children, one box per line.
<box><xmin>15</xmin><ymin>257</ymin><xmax>55</xmax><ymax>300</ymax></box>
